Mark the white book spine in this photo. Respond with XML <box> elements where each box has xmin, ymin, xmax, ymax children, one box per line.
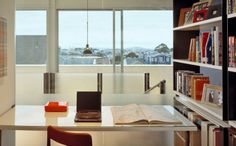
<box><xmin>214</xmin><ymin>26</ymin><xmax>219</xmax><ymax>66</ymax></box>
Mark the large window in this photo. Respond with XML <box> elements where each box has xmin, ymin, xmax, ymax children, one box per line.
<box><xmin>59</xmin><ymin>11</ymin><xmax>113</xmax><ymax>65</ymax></box>
<box><xmin>123</xmin><ymin>11</ymin><xmax>173</xmax><ymax>65</ymax></box>
<box><xmin>15</xmin><ymin>10</ymin><xmax>47</xmax><ymax>64</ymax></box>
<box><xmin>58</xmin><ymin>10</ymin><xmax>173</xmax><ymax>65</ymax></box>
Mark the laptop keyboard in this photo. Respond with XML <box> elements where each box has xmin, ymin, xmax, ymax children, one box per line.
<box><xmin>78</xmin><ymin>111</ymin><xmax>101</xmax><ymax>119</ymax></box>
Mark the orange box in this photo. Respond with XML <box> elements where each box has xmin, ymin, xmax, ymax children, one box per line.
<box><xmin>44</xmin><ymin>101</ymin><xmax>68</xmax><ymax>112</ymax></box>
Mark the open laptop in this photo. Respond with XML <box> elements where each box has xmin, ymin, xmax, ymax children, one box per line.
<box><xmin>74</xmin><ymin>91</ymin><xmax>101</xmax><ymax>122</ymax></box>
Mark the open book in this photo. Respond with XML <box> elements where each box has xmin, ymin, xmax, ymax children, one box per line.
<box><xmin>111</xmin><ymin>104</ymin><xmax>182</xmax><ymax>125</ymax></box>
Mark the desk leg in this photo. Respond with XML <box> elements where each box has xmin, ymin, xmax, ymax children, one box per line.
<box><xmin>0</xmin><ymin>130</ymin><xmax>1</xmax><ymax>146</ymax></box>
<box><xmin>1</xmin><ymin>130</ymin><xmax>15</xmax><ymax>146</ymax></box>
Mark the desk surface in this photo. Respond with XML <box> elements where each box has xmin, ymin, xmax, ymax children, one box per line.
<box><xmin>0</xmin><ymin>105</ymin><xmax>197</xmax><ymax>131</ymax></box>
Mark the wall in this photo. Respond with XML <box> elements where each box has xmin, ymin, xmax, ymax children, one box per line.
<box><xmin>0</xmin><ymin>0</ymin><xmax>15</xmax><ymax>116</ymax></box>
<box><xmin>15</xmin><ymin>65</ymin><xmax>174</xmax><ymax>146</ymax></box>
<box><xmin>16</xmin><ymin>65</ymin><xmax>174</xmax><ymax>105</ymax></box>
<box><xmin>0</xmin><ymin>0</ymin><xmax>15</xmax><ymax>146</ymax></box>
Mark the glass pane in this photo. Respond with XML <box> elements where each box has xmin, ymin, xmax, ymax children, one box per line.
<box><xmin>16</xmin><ymin>11</ymin><xmax>47</xmax><ymax>64</ymax></box>
<box><xmin>123</xmin><ymin>10</ymin><xmax>173</xmax><ymax>65</ymax></box>
<box><xmin>58</xmin><ymin>11</ymin><xmax>113</xmax><ymax>65</ymax></box>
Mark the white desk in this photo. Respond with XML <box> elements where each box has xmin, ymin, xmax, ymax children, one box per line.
<box><xmin>0</xmin><ymin>105</ymin><xmax>196</xmax><ymax>131</ymax></box>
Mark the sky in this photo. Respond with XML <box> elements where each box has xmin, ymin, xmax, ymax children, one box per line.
<box><xmin>16</xmin><ymin>10</ymin><xmax>173</xmax><ymax>50</ymax></box>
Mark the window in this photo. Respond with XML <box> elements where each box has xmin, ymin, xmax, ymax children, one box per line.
<box><xmin>16</xmin><ymin>10</ymin><xmax>47</xmax><ymax>64</ymax></box>
<box><xmin>58</xmin><ymin>10</ymin><xmax>172</xmax><ymax>66</ymax></box>
<box><xmin>123</xmin><ymin>10</ymin><xmax>173</xmax><ymax>65</ymax></box>
<box><xmin>58</xmin><ymin>11</ymin><xmax>113</xmax><ymax>65</ymax></box>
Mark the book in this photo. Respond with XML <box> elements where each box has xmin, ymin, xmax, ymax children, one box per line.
<box><xmin>201</xmin><ymin>121</ymin><xmax>213</xmax><ymax>146</ymax></box>
<box><xmin>201</xmin><ymin>32</ymin><xmax>210</xmax><ymax>64</ymax></box>
<box><xmin>214</xmin><ymin>26</ymin><xmax>219</xmax><ymax>66</ymax></box>
<box><xmin>213</xmin><ymin>128</ymin><xmax>223</xmax><ymax>146</ymax></box>
<box><xmin>209</xmin><ymin>125</ymin><xmax>223</xmax><ymax>146</ymax></box>
<box><xmin>187</xmin><ymin>112</ymin><xmax>202</xmax><ymax>146</ymax></box>
<box><xmin>228</xmin><ymin>128</ymin><xmax>236</xmax><ymax>146</ymax></box>
<box><xmin>176</xmin><ymin>70</ymin><xmax>194</xmax><ymax>93</ymax></box>
<box><xmin>186</xmin><ymin>73</ymin><xmax>203</xmax><ymax>97</ymax></box>
<box><xmin>182</xmin><ymin>71</ymin><xmax>195</xmax><ymax>95</ymax></box>
<box><xmin>206</xmin><ymin>33</ymin><xmax>213</xmax><ymax>64</ymax></box>
<box><xmin>174</xmin><ymin>131</ymin><xmax>189</xmax><ymax>146</ymax></box>
<box><xmin>196</xmin><ymin>36</ymin><xmax>201</xmax><ymax>62</ymax></box>
<box><xmin>188</xmin><ymin>38</ymin><xmax>194</xmax><ymax>61</ymax></box>
<box><xmin>229</xmin><ymin>36</ymin><xmax>236</xmax><ymax>67</ymax></box>
<box><xmin>188</xmin><ymin>38</ymin><xmax>196</xmax><ymax>62</ymax></box>
<box><xmin>111</xmin><ymin>104</ymin><xmax>182</xmax><ymax>125</ymax></box>
<box><xmin>190</xmin><ymin>75</ymin><xmax>209</xmax><ymax>99</ymax></box>
<box><xmin>193</xmin><ymin>78</ymin><xmax>210</xmax><ymax>101</ymax></box>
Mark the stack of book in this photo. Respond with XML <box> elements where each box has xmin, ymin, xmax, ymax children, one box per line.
<box><xmin>229</xmin><ymin>36</ymin><xmax>236</xmax><ymax>68</ymax></box>
<box><xmin>176</xmin><ymin>70</ymin><xmax>209</xmax><ymax>101</ymax></box>
<box><xmin>229</xmin><ymin>0</ymin><xmax>236</xmax><ymax>14</ymax></box>
<box><xmin>174</xmin><ymin>104</ymin><xmax>224</xmax><ymax>146</ymax></box>
<box><xmin>188</xmin><ymin>26</ymin><xmax>222</xmax><ymax>66</ymax></box>
<box><xmin>228</xmin><ymin>128</ymin><xmax>236</xmax><ymax>146</ymax></box>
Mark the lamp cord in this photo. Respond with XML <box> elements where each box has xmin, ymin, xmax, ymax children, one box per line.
<box><xmin>86</xmin><ymin>0</ymin><xmax>89</xmax><ymax>45</ymax></box>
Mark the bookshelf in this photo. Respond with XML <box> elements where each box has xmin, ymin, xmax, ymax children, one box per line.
<box><xmin>173</xmin><ymin>59</ymin><xmax>222</xmax><ymax>70</ymax></box>
<box><xmin>229</xmin><ymin>121</ymin><xmax>236</xmax><ymax>128</ymax></box>
<box><xmin>173</xmin><ymin>0</ymin><xmax>230</xmax><ymax>145</ymax></box>
<box><xmin>173</xmin><ymin>16</ymin><xmax>221</xmax><ymax>31</ymax></box>
<box><xmin>228</xmin><ymin>13</ymin><xmax>236</xmax><ymax>19</ymax></box>
<box><xmin>173</xmin><ymin>0</ymin><xmax>229</xmax><ymax>118</ymax></box>
<box><xmin>228</xmin><ymin>67</ymin><xmax>236</xmax><ymax>72</ymax></box>
<box><xmin>174</xmin><ymin>91</ymin><xmax>230</xmax><ymax>128</ymax></box>
<box><xmin>228</xmin><ymin>11</ymin><xmax>236</xmax><ymax>121</ymax></box>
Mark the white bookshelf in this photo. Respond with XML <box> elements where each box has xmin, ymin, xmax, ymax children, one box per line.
<box><xmin>228</xmin><ymin>13</ymin><xmax>236</xmax><ymax>19</ymax></box>
<box><xmin>173</xmin><ymin>17</ymin><xmax>222</xmax><ymax>31</ymax></box>
<box><xmin>229</xmin><ymin>121</ymin><xmax>236</xmax><ymax>128</ymax></box>
<box><xmin>173</xmin><ymin>59</ymin><xmax>222</xmax><ymax>70</ymax></box>
<box><xmin>228</xmin><ymin>67</ymin><xmax>236</xmax><ymax>72</ymax></box>
<box><xmin>174</xmin><ymin>91</ymin><xmax>229</xmax><ymax>128</ymax></box>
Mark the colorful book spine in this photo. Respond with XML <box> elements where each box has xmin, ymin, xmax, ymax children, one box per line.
<box><xmin>193</xmin><ymin>79</ymin><xmax>210</xmax><ymax>101</ymax></box>
<box><xmin>201</xmin><ymin>32</ymin><xmax>210</xmax><ymax>64</ymax></box>
<box><xmin>229</xmin><ymin>36</ymin><xmax>236</xmax><ymax>67</ymax></box>
<box><xmin>206</xmin><ymin>33</ymin><xmax>213</xmax><ymax>64</ymax></box>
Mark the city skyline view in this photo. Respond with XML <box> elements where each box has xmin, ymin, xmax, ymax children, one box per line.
<box><xmin>15</xmin><ymin>10</ymin><xmax>173</xmax><ymax>65</ymax></box>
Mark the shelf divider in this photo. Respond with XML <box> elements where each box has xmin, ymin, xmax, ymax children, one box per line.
<box><xmin>174</xmin><ymin>91</ymin><xmax>229</xmax><ymax>128</ymax></box>
<box><xmin>173</xmin><ymin>59</ymin><xmax>222</xmax><ymax>70</ymax></box>
<box><xmin>173</xmin><ymin>17</ymin><xmax>222</xmax><ymax>31</ymax></box>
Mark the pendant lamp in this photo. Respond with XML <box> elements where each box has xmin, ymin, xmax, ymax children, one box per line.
<box><xmin>83</xmin><ymin>0</ymin><xmax>92</xmax><ymax>55</ymax></box>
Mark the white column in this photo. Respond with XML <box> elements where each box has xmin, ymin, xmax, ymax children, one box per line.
<box><xmin>112</xmin><ymin>10</ymin><xmax>116</xmax><ymax>73</ymax></box>
<box><xmin>47</xmin><ymin>0</ymin><xmax>58</xmax><ymax>73</ymax></box>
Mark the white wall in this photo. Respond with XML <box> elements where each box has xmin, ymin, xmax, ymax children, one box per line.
<box><xmin>0</xmin><ymin>0</ymin><xmax>15</xmax><ymax>146</ymax></box>
<box><xmin>0</xmin><ymin>0</ymin><xmax>15</xmax><ymax>116</ymax></box>
<box><xmin>16</xmin><ymin>66</ymin><xmax>174</xmax><ymax>105</ymax></box>
<box><xmin>15</xmin><ymin>66</ymin><xmax>174</xmax><ymax>146</ymax></box>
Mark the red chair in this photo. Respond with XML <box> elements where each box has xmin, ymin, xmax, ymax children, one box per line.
<box><xmin>47</xmin><ymin>126</ymin><xmax>92</xmax><ymax>146</ymax></box>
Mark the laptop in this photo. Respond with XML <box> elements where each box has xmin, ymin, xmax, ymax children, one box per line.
<box><xmin>74</xmin><ymin>91</ymin><xmax>102</xmax><ymax>122</ymax></box>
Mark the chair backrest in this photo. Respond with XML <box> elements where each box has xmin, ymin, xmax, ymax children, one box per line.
<box><xmin>47</xmin><ymin>126</ymin><xmax>92</xmax><ymax>146</ymax></box>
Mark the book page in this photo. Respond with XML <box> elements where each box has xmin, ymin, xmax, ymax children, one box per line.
<box><xmin>111</xmin><ymin>104</ymin><xmax>148</xmax><ymax>125</ymax></box>
<box><xmin>140</xmin><ymin>105</ymin><xmax>182</xmax><ymax>124</ymax></box>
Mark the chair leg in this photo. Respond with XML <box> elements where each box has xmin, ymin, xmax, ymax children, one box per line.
<box><xmin>47</xmin><ymin>137</ymin><xmax>50</xmax><ymax>146</ymax></box>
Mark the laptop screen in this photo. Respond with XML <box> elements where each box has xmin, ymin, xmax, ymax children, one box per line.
<box><xmin>76</xmin><ymin>91</ymin><xmax>101</xmax><ymax>112</ymax></box>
